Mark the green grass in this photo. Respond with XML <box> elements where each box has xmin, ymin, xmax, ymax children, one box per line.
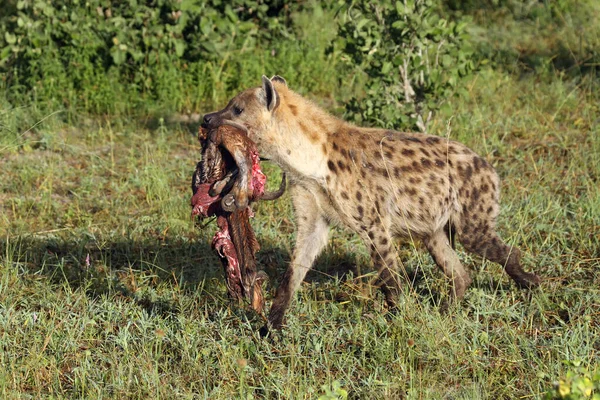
<box><xmin>1</xmin><ymin>4</ymin><xmax>600</xmax><ymax>399</ymax></box>
<box><xmin>1</xmin><ymin>68</ymin><xmax>598</xmax><ymax>399</ymax></box>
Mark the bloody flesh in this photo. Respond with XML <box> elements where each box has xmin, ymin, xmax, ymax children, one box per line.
<box><xmin>191</xmin><ymin>125</ymin><xmax>267</xmax><ymax>312</ymax></box>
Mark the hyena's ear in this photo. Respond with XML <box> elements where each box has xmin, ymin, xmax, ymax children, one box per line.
<box><xmin>270</xmin><ymin>75</ymin><xmax>287</xmax><ymax>86</ymax></box>
<box><xmin>261</xmin><ymin>75</ymin><xmax>280</xmax><ymax>112</ymax></box>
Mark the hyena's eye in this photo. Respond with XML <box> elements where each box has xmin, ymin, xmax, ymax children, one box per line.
<box><xmin>233</xmin><ymin>106</ymin><xmax>244</xmax><ymax>116</ymax></box>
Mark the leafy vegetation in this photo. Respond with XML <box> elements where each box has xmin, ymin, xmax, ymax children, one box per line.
<box><xmin>1</xmin><ymin>0</ymin><xmax>599</xmax><ymax>398</ymax></box>
<box><xmin>338</xmin><ymin>0</ymin><xmax>473</xmax><ymax>131</ymax></box>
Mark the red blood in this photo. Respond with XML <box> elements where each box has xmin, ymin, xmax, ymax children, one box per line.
<box><xmin>192</xmin><ymin>141</ymin><xmax>269</xmax><ymax>299</ymax></box>
<box><xmin>212</xmin><ymin>216</ymin><xmax>241</xmax><ymax>285</ymax></box>
<box><xmin>249</xmin><ymin>149</ymin><xmax>266</xmax><ymax>200</ymax></box>
<box><xmin>191</xmin><ymin>183</ymin><xmax>220</xmax><ymax>217</ymax></box>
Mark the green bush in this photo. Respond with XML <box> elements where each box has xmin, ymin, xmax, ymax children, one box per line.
<box><xmin>336</xmin><ymin>0</ymin><xmax>474</xmax><ymax>132</ymax></box>
<box><xmin>0</xmin><ymin>0</ymin><xmax>296</xmax><ymax>114</ymax></box>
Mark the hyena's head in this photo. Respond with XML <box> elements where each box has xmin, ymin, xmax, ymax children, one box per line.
<box><xmin>202</xmin><ymin>75</ymin><xmax>287</xmax><ymax>159</ymax></box>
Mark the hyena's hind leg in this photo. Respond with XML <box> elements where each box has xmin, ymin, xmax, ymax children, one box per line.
<box><xmin>424</xmin><ymin>228</ymin><xmax>473</xmax><ymax>299</ymax></box>
<box><xmin>457</xmin><ymin>216</ymin><xmax>541</xmax><ymax>289</ymax></box>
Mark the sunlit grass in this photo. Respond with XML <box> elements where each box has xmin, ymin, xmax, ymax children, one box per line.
<box><xmin>1</xmin><ymin>2</ymin><xmax>599</xmax><ymax>397</ymax></box>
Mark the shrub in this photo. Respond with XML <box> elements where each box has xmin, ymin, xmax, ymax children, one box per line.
<box><xmin>0</xmin><ymin>0</ymin><xmax>296</xmax><ymax>114</ymax></box>
<box><xmin>336</xmin><ymin>0</ymin><xmax>474</xmax><ymax>132</ymax></box>
<box><xmin>545</xmin><ymin>361</ymin><xmax>600</xmax><ymax>400</ymax></box>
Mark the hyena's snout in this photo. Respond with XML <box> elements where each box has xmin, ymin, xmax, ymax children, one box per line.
<box><xmin>203</xmin><ymin>108</ymin><xmax>237</xmax><ymax>130</ymax></box>
<box><xmin>202</xmin><ymin>112</ymin><xmax>222</xmax><ymax>129</ymax></box>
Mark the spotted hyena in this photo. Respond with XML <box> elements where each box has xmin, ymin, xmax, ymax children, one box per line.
<box><xmin>202</xmin><ymin>75</ymin><xmax>541</xmax><ymax>331</ymax></box>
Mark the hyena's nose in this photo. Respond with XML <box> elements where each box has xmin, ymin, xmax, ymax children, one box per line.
<box><xmin>202</xmin><ymin>113</ymin><xmax>216</xmax><ymax>128</ymax></box>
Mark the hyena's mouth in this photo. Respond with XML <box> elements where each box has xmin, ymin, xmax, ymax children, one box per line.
<box><xmin>190</xmin><ymin>123</ymin><xmax>285</xmax><ymax>312</ymax></box>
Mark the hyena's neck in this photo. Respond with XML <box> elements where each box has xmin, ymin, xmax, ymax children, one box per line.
<box><xmin>270</xmin><ymin>85</ymin><xmax>345</xmax><ymax>181</ymax></box>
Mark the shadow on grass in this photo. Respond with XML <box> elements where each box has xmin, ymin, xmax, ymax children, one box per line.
<box><xmin>2</xmin><ymin>233</ymin><xmax>526</xmax><ymax>320</ymax></box>
<box><xmin>1</xmin><ymin>233</ymin><xmax>369</xmax><ymax>316</ymax></box>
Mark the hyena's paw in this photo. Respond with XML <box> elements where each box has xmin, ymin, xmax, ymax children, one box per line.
<box><xmin>513</xmin><ymin>272</ymin><xmax>542</xmax><ymax>290</ymax></box>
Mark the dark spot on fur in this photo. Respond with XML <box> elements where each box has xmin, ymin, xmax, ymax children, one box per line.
<box><xmin>380</xmin><ymin>237</ymin><xmax>388</xmax><ymax>246</ymax></box>
<box><xmin>341</xmin><ymin>191</ymin><xmax>349</xmax><ymax>200</ymax></box>
<box><xmin>356</xmin><ymin>192</ymin><xmax>362</xmax><ymax>201</ymax></box>
<box><xmin>406</xmin><ymin>187</ymin><xmax>417</xmax><ymax>196</ymax></box>
<box><xmin>289</xmin><ymin>104</ymin><xmax>298</xmax><ymax>116</ymax></box>
<box><xmin>337</xmin><ymin>160</ymin><xmax>346</xmax><ymax>172</ymax></box>
<box><xmin>394</xmin><ymin>167</ymin><xmax>401</xmax><ymax>178</ymax></box>
<box><xmin>368</xmin><ymin>231</ymin><xmax>375</xmax><ymax>240</ymax></box>
<box><xmin>472</xmin><ymin>187</ymin><xmax>480</xmax><ymax>201</ymax></box>
<box><xmin>421</xmin><ymin>158</ymin><xmax>432</xmax><ymax>168</ymax></box>
<box><xmin>327</xmin><ymin>160</ymin><xmax>337</xmax><ymax>173</ymax></box>
<box><xmin>322</xmin><ymin>143</ymin><xmax>328</xmax><ymax>154</ymax></box>
<box><xmin>341</xmin><ymin>148</ymin><xmax>348</xmax><ymax>157</ymax></box>
<box><xmin>412</xmin><ymin>161</ymin><xmax>423</xmax><ymax>173</ymax></box>
<box><xmin>435</xmin><ymin>159</ymin><xmax>445</xmax><ymax>168</ymax></box>
<box><xmin>420</xmin><ymin>148</ymin><xmax>430</xmax><ymax>157</ymax></box>
<box><xmin>333</xmin><ymin>142</ymin><xmax>339</xmax><ymax>151</ymax></box>
<box><xmin>358</xmin><ymin>206</ymin><xmax>364</xmax><ymax>218</ymax></box>
<box><xmin>402</xmin><ymin>148</ymin><xmax>415</xmax><ymax>157</ymax></box>
<box><xmin>405</xmin><ymin>137</ymin><xmax>422</xmax><ymax>143</ymax></box>
<box><xmin>385</xmin><ymin>151</ymin><xmax>393</xmax><ymax>159</ymax></box>
<box><xmin>409</xmin><ymin>177</ymin><xmax>422</xmax><ymax>185</ymax></box>
<box><xmin>487</xmin><ymin>206</ymin><xmax>493</xmax><ymax>214</ymax></box>
<box><xmin>481</xmin><ymin>184</ymin><xmax>489</xmax><ymax>194</ymax></box>
<box><xmin>459</xmin><ymin>164</ymin><xmax>473</xmax><ymax>181</ymax></box>
<box><xmin>426</xmin><ymin>136</ymin><xmax>441</xmax><ymax>144</ymax></box>
<box><xmin>473</xmin><ymin>156</ymin><xmax>482</xmax><ymax>171</ymax></box>
<box><xmin>419</xmin><ymin>196</ymin><xmax>425</xmax><ymax>205</ymax></box>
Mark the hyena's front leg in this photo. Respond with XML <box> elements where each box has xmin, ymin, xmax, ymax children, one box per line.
<box><xmin>267</xmin><ymin>188</ymin><xmax>330</xmax><ymax>331</ymax></box>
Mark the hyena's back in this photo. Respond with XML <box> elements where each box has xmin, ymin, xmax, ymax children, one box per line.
<box><xmin>324</xmin><ymin>128</ymin><xmax>500</xmax><ymax>241</ymax></box>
